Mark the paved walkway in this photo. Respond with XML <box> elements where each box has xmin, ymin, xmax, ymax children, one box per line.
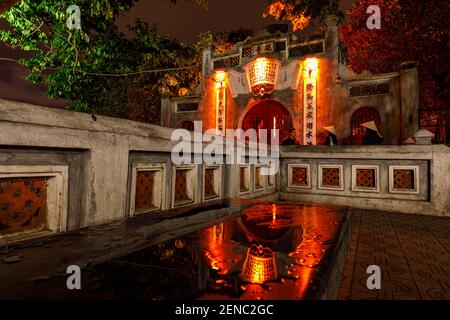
<box><xmin>338</xmin><ymin>210</ymin><xmax>450</xmax><ymax>300</ymax></box>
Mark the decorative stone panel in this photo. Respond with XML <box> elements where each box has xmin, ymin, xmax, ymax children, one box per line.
<box><xmin>0</xmin><ymin>165</ymin><xmax>68</xmax><ymax>243</ymax></box>
<box><xmin>130</xmin><ymin>163</ymin><xmax>166</xmax><ymax>215</ymax></box>
<box><xmin>203</xmin><ymin>165</ymin><xmax>222</xmax><ymax>202</ymax></box>
<box><xmin>288</xmin><ymin>164</ymin><xmax>311</xmax><ymax>188</ymax></box>
<box><xmin>351</xmin><ymin>165</ymin><xmax>380</xmax><ymax>192</ymax></box>
<box><xmin>172</xmin><ymin>164</ymin><xmax>198</xmax><ymax>207</ymax></box>
<box><xmin>239</xmin><ymin>165</ymin><xmax>250</xmax><ymax>194</ymax></box>
<box><xmin>389</xmin><ymin>166</ymin><xmax>419</xmax><ymax>194</ymax></box>
<box><xmin>0</xmin><ymin>177</ymin><xmax>47</xmax><ymax>236</ymax></box>
<box><xmin>318</xmin><ymin>165</ymin><xmax>344</xmax><ymax>190</ymax></box>
<box><xmin>254</xmin><ymin>165</ymin><xmax>264</xmax><ymax>190</ymax></box>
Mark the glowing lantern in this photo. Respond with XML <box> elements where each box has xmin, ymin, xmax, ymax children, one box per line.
<box><xmin>240</xmin><ymin>244</ymin><xmax>277</xmax><ymax>284</ymax></box>
<box><xmin>178</xmin><ymin>87</ymin><xmax>189</xmax><ymax>96</ymax></box>
<box><xmin>303</xmin><ymin>58</ymin><xmax>318</xmax><ymax>78</ymax></box>
<box><xmin>166</xmin><ymin>76</ymin><xmax>178</xmax><ymax>87</ymax></box>
<box><xmin>245</xmin><ymin>58</ymin><xmax>280</xmax><ymax>96</ymax></box>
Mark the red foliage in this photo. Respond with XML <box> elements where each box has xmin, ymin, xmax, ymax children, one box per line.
<box><xmin>340</xmin><ymin>0</ymin><xmax>450</xmax><ymax>109</ymax></box>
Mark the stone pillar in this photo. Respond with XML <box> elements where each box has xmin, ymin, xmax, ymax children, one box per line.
<box><xmin>400</xmin><ymin>61</ymin><xmax>420</xmax><ymax>141</ymax></box>
<box><xmin>324</xmin><ymin>15</ymin><xmax>339</xmax><ymax>75</ymax></box>
<box><xmin>160</xmin><ymin>98</ymin><xmax>171</xmax><ymax>127</ymax></box>
<box><xmin>202</xmin><ymin>44</ymin><xmax>212</xmax><ymax>76</ymax></box>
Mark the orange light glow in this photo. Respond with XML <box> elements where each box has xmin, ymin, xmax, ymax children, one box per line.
<box><xmin>214</xmin><ymin>71</ymin><xmax>227</xmax><ymax>135</ymax></box>
<box><xmin>241</xmin><ymin>244</ymin><xmax>277</xmax><ymax>284</ymax></box>
<box><xmin>213</xmin><ymin>70</ymin><xmax>227</xmax><ymax>88</ymax></box>
<box><xmin>245</xmin><ymin>58</ymin><xmax>279</xmax><ymax>96</ymax></box>
<box><xmin>304</xmin><ymin>58</ymin><xmax>318</xmax><ymax>78</ymax></box>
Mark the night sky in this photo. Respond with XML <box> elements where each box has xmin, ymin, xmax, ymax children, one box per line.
<box><xmin>0</xmin><ymin>0</ymin><xmax>353</xmax><ymax>107</ymax></box>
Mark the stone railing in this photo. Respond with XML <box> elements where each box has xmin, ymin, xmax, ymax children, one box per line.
<box><xmin>0</xmin><ymin>99</ymin><xmax>449</xmax><ymax>245</ymax></box>
<box><xmin>279</xmin><ymin>145</ymin><xmax>449</xmax><ymax>216</ymax></box>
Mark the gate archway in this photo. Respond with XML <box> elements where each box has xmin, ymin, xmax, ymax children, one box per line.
<box><xmin>240</xmin><ymin>100</ymin><xmax>293</xmax><ymax>144</ymax></box>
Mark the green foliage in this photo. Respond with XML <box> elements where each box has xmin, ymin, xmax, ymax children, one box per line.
<box><xmin>0</xmin><ymin>0</ymin><xmax>252</xmax><ymax>124</ymax></box>
<box><xmin>0</xmin><ymin>0</ymin><xmax>204</xmax><ymax>123</ymax></box>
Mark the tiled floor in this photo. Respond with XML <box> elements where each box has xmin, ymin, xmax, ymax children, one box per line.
<box><xmin>338</xmin><ymin>210</ymin><xmax>450</xmax><ymax>300</ymax></box>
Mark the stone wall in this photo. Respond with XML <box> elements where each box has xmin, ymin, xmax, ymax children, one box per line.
<box><xmin>0</xmin><ymin>99</ymin><xmax>448</xmax><ymax>244</ymax></box>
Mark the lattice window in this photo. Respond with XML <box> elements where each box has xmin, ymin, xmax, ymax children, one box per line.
<box><xmin>319</xmin><ymin>166</ymin><xmax>343</xmax><ymax>189</ymax></box>
<box><xmin>275</xmin><ymin>41</ymin><xmax>287</xmax><ymax>52</ymax></box>
<box><xmin>245</xmin><ymin>58</ymin><xmax>279</xmax><ymax>96</ymax></box>
<box><xmin>176</xmin><ymin>102</ymin><xmax>198</xmax><ymax>112</ymax></box>
<box><xmin>292</xmin><ymin>167</ymin><xmax>308</xmax><ymax>186</ymax></box>
<box><xmin>288</xmin><ymin>42</ymin><xmax>324</xmax><ymax>59</ymax></box>
<box><xmin>0</xmin><ymin>177</ymin><xmax>47</xmax><ymax>236</ymax></box>
<box><xmin>134</xmin><ymin>172</ymin><xmax>155</xmax><ymax>211</ymax></box>
<box><xmin>349</xmin><ymin>83</ymin><xmax>389</xmax><ymax>97</ymax></box>
<box><xmin>356</xmin><ymin>169</ymin><xmax>376</xmax><ymax>188</ymax></box>
<box><xmin>393</xmin><ymin>169</ymin><xmax>415</xmax><ymax>190</ymax></box>
<box><xmin>175</xmin><ymin>170</ymin><xmax>191</xmax><ymax>202</ymax></box>
<box><xmin>242</xmin><ymin>47</ymin><xmax>252</xmax><ymax>58</ymax></box>
<box><xmin>204</xmin><ymin>168</ymin><xmax>217</xmax><ymax>199</ymax></box>
<box><xmin>213</xmin><ymin>55</ymin><xmax>240</xmax><ymax>69</ymax></box>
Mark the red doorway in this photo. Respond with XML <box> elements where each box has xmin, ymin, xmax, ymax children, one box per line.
<box><xmin>241</xmin><ymin>100</ymin><xmax>293</xmax><ymax>144</ymax></box>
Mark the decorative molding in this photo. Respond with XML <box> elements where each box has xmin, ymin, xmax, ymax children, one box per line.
<box><xmin>318</xmin><ymin>164</ymin><xmax>344</xmax><ymax>191</ymax></box>
<box><xmin>130</xmin><ymin>163</ymin><xmax>166</xmax><ymax>216</ymax></box>
<box><xmin>203</xmin><ymin>165</ymin><xmax>223</xmax><ymax>202</ymax></box>
<box><xmin>172</xmin><ymin>164</ymin><xmax>198</xmax><ymax>208</ymax></box>
<box><xmin>389</xmin><ymin>165</ymin><xmax>420</xmax><ymax>194</ymax></box>
<box><xmin>288</xmin><ymin>164</ymin><xmax>311</xmax><ymax>189</ymax></box>
<box><xmin>351</xmin><ymin>165</ymin><xmax>380</xmax><ymax>193</ymax></box>
<box><xmin>0</xmin><ymin>165</ymin><xmax>68</xmax><ymax>241</ymax></box>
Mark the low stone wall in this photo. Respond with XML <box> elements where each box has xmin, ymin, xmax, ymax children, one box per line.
<box><xmin>280</xmin><ymin>145</ymin><xmax>450</xmax><ymax>216</ymax></box>
<box><xmin>0</xmin><ymin>99</ymin><xmax>448</xmax><ymax>244</ymax></box>
<box><xmin>0</xmin><ymin>99</ymin><xmax>274</xmax><ymax>243</ymax></box>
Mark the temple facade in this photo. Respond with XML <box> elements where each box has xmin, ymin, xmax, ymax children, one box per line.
<box><xmin>161</xmin><ymin>17</ymin><xmax>419</xmax><ymax>145</ymax></box>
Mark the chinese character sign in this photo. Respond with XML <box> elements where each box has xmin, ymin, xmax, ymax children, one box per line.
<box><xmin>303</xmin><ymin>59</ymin><xmax>318</xmax><ymax>145</ymax></box>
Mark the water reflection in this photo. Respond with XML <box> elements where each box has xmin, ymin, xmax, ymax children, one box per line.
<box><xmin>89</xmin><ymin>201</ymin><xmax>348</xmax><ymax>300</ymax></box>
<box><xmin>197</xmin><ymin>201</ymin><xmax>347</xmax><ymax>300</ymax></box>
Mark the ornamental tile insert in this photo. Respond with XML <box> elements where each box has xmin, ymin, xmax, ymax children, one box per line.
<box><xmin>288</xmin><ymin>42</ymin><xmax>324</xmax><ymax>58</ymax></box>
<box><xmin>175</xmin><ymin>169</ymin><xmax>191</xmax><ymax>202</ymax></box>
<box><xmin>0</xmin><ymin>177</ymin><xmax>47</xmax><ymax>236</ymax></box>
<box><xmin>356</xmin><ymin>169</ymin><xmax>376</xmax><ymax>188</ymax></box>
<box><xmin>240</xmin><ymin>167</ymin><xmax>249</xmax><ymax>192</ymax></box>
<box><xmin>135</xmin><ymin>171</ymin><xmax>155</xmax><ymax>211</ymax></box>
<box><xmin>204</xmin><ymin>168</ymin><xmax>217</xmax><ymax>199</ymax></box>
<box><xmin>292</xmin><ymin>167</ymin><xmax>308</xmax><ymax>186</ymax></box>
<box><xmin>393</xmin><ymin>169</ymin><xmax>415</xmax><ymax>190</ymax></box>
<box><xmin>213</xmin><ymin>55</ymin><xmax>240</xmax><ymax>69</ymax></box>
<box><xmin>255</xmin><ymin>167</ymin><xmax>262</xmax><ymax>189</ymax></box>
<box><xmin>349</xmin><ymin>83</ymin><xmax>389</xmax><ymax>97</ymax></box>
<box><xmin>322</xmin><ymin>168</ymin><xmax>341</xmax><ymax>187</ymax></box>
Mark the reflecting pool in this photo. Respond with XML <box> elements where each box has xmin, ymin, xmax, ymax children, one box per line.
<box><xmin>87</xmin><ymin>200</ymin><xmax>350</xmax><ymax>300</ymax></box>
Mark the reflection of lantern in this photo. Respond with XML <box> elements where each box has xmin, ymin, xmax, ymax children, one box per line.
<box><xmin>245</xmin><ymin>58</ymin><xmax>280</xmax><ymax>96</ymax></box>
<box><xmin>240</xmin><ymin>244</ymin><xmax>277</xmax><ymax>284</ymax></box>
